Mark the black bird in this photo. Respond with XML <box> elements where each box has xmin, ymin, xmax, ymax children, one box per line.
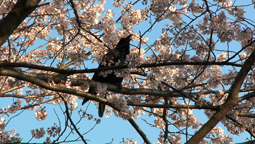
<box><xmin>82</xmin><ymin>35</ymin><xmax>132</xmax><ymax>117</ymax></box>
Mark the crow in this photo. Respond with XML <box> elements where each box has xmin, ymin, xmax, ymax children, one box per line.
<box><xmin>82</xmin><ymin>35</ymin><xmax>132</xmax><ymax>117</ymax></box>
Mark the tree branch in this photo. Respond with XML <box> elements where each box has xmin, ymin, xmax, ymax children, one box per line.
<box><xmin>0</xmin><ymin>61</ymin><xmax>242</xmax><ymax>75</ymax></box>
<box><xmin>128</xmin><ymin>118</ymin><xmax>151</xmax><ymax>144</ymax></box>
<box><xmin>58</xmin><ymin>93</ymin><xmax>87</xmax><ymax>144</ymax></box>
<box><xmin>0</xmin><ymin>0</ymin><xmax>41</xmax><ymax>46</ymax></box>
<box><xmin>187</xmin><ymin>49</ymin><xmax>255</xmax><ymax>143</ymax></box>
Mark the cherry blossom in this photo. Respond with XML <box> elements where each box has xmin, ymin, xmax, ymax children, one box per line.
<box><xmin>35</xmin><ymin>108</ymin><xmax>48</xmax><ymax>121</ymax></box>
<box><xmin>31</xmin><ymin>127</ymin><xmax>46</xmax><ymax>139</ymax></box>
<box><xmin>0</xmin><ymin>0</ymin><xmax>255</xmax><ymax>143</ymax></box>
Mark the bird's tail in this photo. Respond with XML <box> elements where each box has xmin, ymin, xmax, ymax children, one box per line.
<box><xmin>82</xmin><ymin>88</ymin><xmax>96</xmax><ymax>105</ymax></box>
<box><xmin>98</xmin><ymin>102</ymin><xmax>105</xmax><ymax>117</ymax></box>
<box><xmin>82</xmin><ymin>98</ymin><xmax>89</xmax><ymax>105</ymax></box>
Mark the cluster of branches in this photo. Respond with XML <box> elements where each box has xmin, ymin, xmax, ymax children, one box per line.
<box><xmin>0</xmin><ymin>0</ymin><xmax>255</xmax><ymax>144</ymax></box>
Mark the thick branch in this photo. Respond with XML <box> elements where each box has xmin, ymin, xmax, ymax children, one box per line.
<box><xmin>0</xmin><ymin>61</ymin><xmax>242</xmax><ymax>75</ymax></box>
<box><xmin>129</xmin><ymin>103</ymin><xmax>219</xmax><ymax>110</ymax></box>
<box><xmin>0</xmin><ymin>0</ymin><xmax>41</xmax><ymax>46</ymax></box>
<box><xmin>128</xmin><ymin>118</ymin><xmax>151</xmax><ymax>144</ymax></box>
<box><xmin>187</xmin><ymin>50</ymin><xmax>255</xmax><ymax>143</ymax></box>
<box><xmin>0</xmin><ymin>68</ymin><xmax>151</xmax><ymax>143</ymax></box>
<box><xmin>24</xmin><ymin>72</ymin><xmax>184</xmax><ymax>97</ymax></box>
<box><xmin>0</xmin><ymin>69</ymin><xmax>104</xmax><ymax>104</ymax></box>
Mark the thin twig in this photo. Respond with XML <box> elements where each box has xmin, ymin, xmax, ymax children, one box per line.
<box><xmin>58</xmin><ymin>93</ymin><xmax>87</xmax><ymax>144</ymax></box>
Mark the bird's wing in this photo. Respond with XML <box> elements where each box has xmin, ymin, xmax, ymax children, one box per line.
<box><xmin>100</xmin><ymin>49</ymin><xmax>121</xmax><ymax>66</ymax></box>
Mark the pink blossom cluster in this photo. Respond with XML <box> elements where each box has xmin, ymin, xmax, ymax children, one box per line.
<box><xmin>205</xmin><ymin>127</ymin><xmax>233</xmax><ymax>143</ymax></box>
<box><xmin>31</xmin><ymin>127</ymin><xmax>46</xmax><ymax>139</ymax></box>
<box><xmin>46</xmin><ymin>123</ymin><xmax>61</xmax><ymax>138</ymax></box>
<box><xmin>157</xmin><ymin>131</ymin><xmax>181</xmax><ymax>144</ymax></box>
<box><xmin>1</xmin><ymin>0</ymin><xmax>255</xmax><ymax>143</ymax></box>
<box><xmin>123</xmin><ymin>137</ymin><xmax>138</xmax><ymax>144</ymax></box>
<box><xmin>0</xmin><ymin>125</ymin><xmax>21</xmax><ymax>143</ymax></box>
<box><xmin>7</xmin><ymin>99</ymin><xmax>22</xmax><ymax>114</ymax></box>
<box><xmin>35</xmin><ymin>108</ymin><xmax>48</xmax><ymax>121</ymax></box>
<box><xmin>0</xmin><ymin>117</ymin><xmax>21</xmax><ymax>143</ymax></box>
